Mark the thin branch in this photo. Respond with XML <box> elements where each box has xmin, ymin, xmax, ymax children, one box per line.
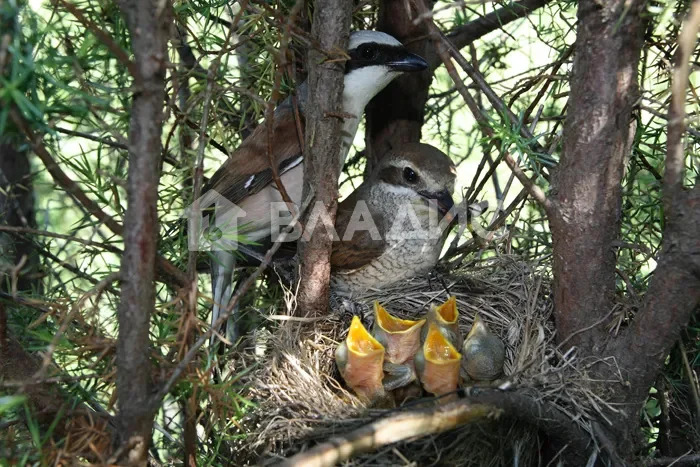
<box><xmin>264</xmin><ymin>0</ymin><xmax>304</xmax><ymax>210</ymax></box>
<box><xmin>664</xmin><ymin>0</ymin><xmax>700</xmax><ymax>207</ymax></box>
<box><xmin>427</xmin><ymin>0</ymin><xmax>553</xmax><ymax>70</ymax></box>
<box><xmin>502</xmin><ymin>152</ymin><xmax>553</xmax><ymax>212</ymax></box>
<box><xmin>415</xmin><ymin>4</ymin><xmax>553</xmax><ymax>214</ymax></box>
<box><xmin>10</xmin><ymin>109</ymin><xmax>123</xmax><ymax>235</ymax></box>
<box><xmin>52</xmin><ymin>0</ymin><xmax>140</xmax><ymax>84</ymax></box>
<box><xmin>113</xmin><ymin>0</ymin><xmax>173</xmax><ymax>460</ymax></box>
<box><xmin>54</xmin><ymin>126</ymin><xmax>181</xmax><ymax>168</ymax></box>
<box><xmin>9</xmin><ymin>109</ymin><xmax>187</xmax><ymax>287</ymax></box>
<box><xmin>678</xmin><ymin>340</ymin><xmax>700</xmax><ymax>424</ymax></box>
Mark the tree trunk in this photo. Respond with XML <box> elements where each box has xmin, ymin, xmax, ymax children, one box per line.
<box><xmin>365</xmin><ymin>0</ymin><xmax>432</xmax><ymax>171</ymax></box>
<box><xmin>114</xmin><ymin>0</ymin><xmax>172</xmax><ymax>463</ymax></box>
<box><xmin>550</xmin><ymin>0</ymin><xmax>645</xmax><ymax>355</ymax></box>
<box><xmin>0</xmin><ymin>140</ymin><xmax>38</xmax><ymax>293</ymax></box>
<box><xmin>297</xmin><ymin>0</ymin><xmax>352</xmax><ymax>317</ymax></box>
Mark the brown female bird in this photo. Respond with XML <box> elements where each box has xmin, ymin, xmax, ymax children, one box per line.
<box><xmin>331</xmin><ymin>144</ymin><xmax>457</xmax><ymax>293</ymax></box>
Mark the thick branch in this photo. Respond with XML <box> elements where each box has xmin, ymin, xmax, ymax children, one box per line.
<box><xmin>280</xmin><ymin>402</ymin><xmax>497</xmax><ymax>466</ymax></box>
<box><xmin>113</xmin><ymin>0</ymin><xmax>172</xmax><ymax>462</ymax></box>
<box><xmin>280</xmin><ymin>387</ymin><xmax>593</xmax><ymax>466</ymax></box>
<box><xmin>297</xmin><ymin>0</ymin><xmax>351</xmax><ymax>316</ymax></box>
<box><xmin>435</xmin><ymin>0</ymin><xmax>553</xmax><ymax>69</ymax></box>
<box><xmin>609</xmin><ymin>0</ymin><xmax>700</xmax><ymax>420</ymax></box>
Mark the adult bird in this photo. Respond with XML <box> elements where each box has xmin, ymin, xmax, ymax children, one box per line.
<box><xmin>204</xmin><ymin>31</ymin><xmax>428</xmax><ymax>344</ymax></box>
<box><xmin>331</xmin><ymin>143</ymin><xmax>457</xmax><ymax>293</ymax></box>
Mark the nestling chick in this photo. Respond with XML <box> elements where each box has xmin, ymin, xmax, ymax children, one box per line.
<box><xmin>371</xmin><ymin>302</ymin><xmax>425</xmax><ymax>390</ymax></box>
<box><xmin>335</xmin><ymin>316</ymin><xmax>386</xmax><ymax>401</ymax></box>
<box><xmin>461</xmin><ymin>314</ymin><xmax>505</xmax><ymax>382</ymax></box>
<box><xmin>421</xmin><ymin>296</ymin><xmax>462</xmax><ymax>352</ymax></box>
<box><xmin>415</xmin><ymin>322</ymin><xmax>462</xmax><ymax>398</ymax></box>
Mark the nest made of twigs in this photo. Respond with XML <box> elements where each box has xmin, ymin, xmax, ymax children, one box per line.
<box><xmin>226</xmin><ymin>255</ymin><xmax>608</xmax><ymax>466</ymax></box>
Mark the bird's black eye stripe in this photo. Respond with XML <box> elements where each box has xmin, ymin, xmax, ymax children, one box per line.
<box><xmin>345</xmin><ymin>42</ymin><xmax>405</xmax><ymax>73</ymax></box>
<box><xmin>403</xmin><ymin>167</ymin><xmax>418</xmax><ymax>183</ymax></box>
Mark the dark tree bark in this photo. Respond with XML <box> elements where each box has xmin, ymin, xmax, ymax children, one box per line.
<box><xmin>297</xmin><ymin>0</ymin><xmax>352</xmax><ymax>317</ymax></box>
<box><xmin>366</xmin><ymin>0</ymin><xmax>432</xmax><ymax>169</ymax></box>
<box><xmin>550</xmin><ymin>0</ymin><xmax>645</xmax><ymax>354</ymax></box>
<box><xmin>548</xmin><ymin>0</ymin><xmax>700</xmax><ymax>457</ymax></box>
<box><xmin>0</xmin><ymin>141</ymin><xmax>38</xmax><ymax>293</ymax></box>
<box><xmin>113</xmin><ymin>0</ymin><xmax>172</xmax><ymax>462</ymax></box>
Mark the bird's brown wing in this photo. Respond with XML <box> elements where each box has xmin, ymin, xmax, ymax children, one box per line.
<box><xmin>331</xmin><ymin>187</ymin><xmax>387</xmax><ymax>271</ymax></box>
<box><xmin>204</xmin><ymin>107</ymin><xmax>304</xmax><ymax>205</ymax></box>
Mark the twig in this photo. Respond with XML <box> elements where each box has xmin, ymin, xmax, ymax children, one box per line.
<box><xmin>264</xmin><ymin>0</ymin><xmax>305</xmax><ymax>210</ymax></box>
<box><xmin>425</xmin><ymin>13</ymin><xmax>550</xmax><ymax>161</ymax></box>
<box><xmin>415</xmin><ymin>4</ymin><xmax>553</xmax><ymax>214</ymax></box>
<box><xmin>52</xmin><ymin>0</ymin><xmax>140</xmax><ymax>84</ymax></box>
<box><xmin>53</xmin><ymin>126</ymin><xmax>181</xmax><ymax>168</ymax></box>
<box><xmin>502</xmin><ymin>152</ymin><xmax>552</xmax><ymax>212</ymax></box>
<box><xmin>678</xmin><ymin>340</ymin><xmax>700</xmax><ymax>424</ymax></box>
<box><xmin>428</xmin><ymin>0</ymin><xmax>554</xmax><ymax>70</ymax></box>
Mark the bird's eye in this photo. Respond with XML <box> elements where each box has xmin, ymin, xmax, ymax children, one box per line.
<box><xmin>359</xmin><ymin>44</ymin><xmax>377</xmax><ymax>60</ymax></box>
<box><xmin>403</xmin><ymin>167</ymin><xmax>418</xmax><ymax>183</ymax></box>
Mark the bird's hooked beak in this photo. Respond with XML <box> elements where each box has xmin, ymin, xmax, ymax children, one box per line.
<box><xmin>417</xmin><ymin>323</ymin><xmax>462</xmax><ymax>398</ymax></box>
<box><xmin>386</xmin><ymin>50</ymin><xmax>428</xmax><ymax>72</ymax></box>
<box><xmin>373</xmin><ymin>302</ymin><xmax>426</xmax><ymax>365</ymax></box>
<box><xmin>335</xmin><ymin>316</ymin><xmax>386</xmax><ymax>400</ymax></box>
<box><xmin>418</xmin><ymin>188</ymin><xmax>455</xmax><ymax>220</ymax></box>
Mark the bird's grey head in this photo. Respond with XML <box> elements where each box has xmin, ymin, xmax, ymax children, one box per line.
<box><xmin>343</xmin><ymin>31</ymin><xmax>428</xmax><ymax>111</ymax></box>
<box><xmin>373</xmin><ymin>143</ymin><xmax>457</xmax><ymax>216</ymax></box>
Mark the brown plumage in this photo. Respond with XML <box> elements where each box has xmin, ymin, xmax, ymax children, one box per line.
<box><xmin>331</xmin><ymin>143</ymin><xmax>457</xmax><ymax>292</ymax></box>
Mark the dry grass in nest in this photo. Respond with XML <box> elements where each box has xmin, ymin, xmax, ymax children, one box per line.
<box><xmin>227</xmin><ymin>255</ymin><xmax>609</xmax><ymax>465</ymax></box>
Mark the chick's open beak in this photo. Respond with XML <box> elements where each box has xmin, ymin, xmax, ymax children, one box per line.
<box><xmin>373</xmin><ymin>302</ymin><xmax>426</xmax><ymax>365</ymax></box>
<box><xmin>416</xmin><ymin>323</ymin><xmax>462</xmax><ymax>397</ymax></box>
<box><xmin>422</xmin><ymin>296</ymin><xmax>462</xmax><ymax>351</ymax></box>
<box><xmin>335</xmin><ymin>316</ymin><xmax>386</xmax><ymax>400</ymax></box>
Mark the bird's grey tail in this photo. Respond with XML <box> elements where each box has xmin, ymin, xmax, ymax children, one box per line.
<box><xmin>210</xmin><ymin>250</ymin><xmax>236</xmax><ymax>347</ymax></box>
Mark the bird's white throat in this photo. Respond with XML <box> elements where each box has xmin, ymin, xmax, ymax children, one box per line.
<box><xmin>340</xmin><ymin>65</ymin><xmax>401</xmax><ymax>161</ymax></box>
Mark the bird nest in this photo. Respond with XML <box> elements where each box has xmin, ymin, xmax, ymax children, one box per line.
<box><xmin>225</xmin><ymin>255</ymin><xmax>607</xmax><ymax>465</ymax></box>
